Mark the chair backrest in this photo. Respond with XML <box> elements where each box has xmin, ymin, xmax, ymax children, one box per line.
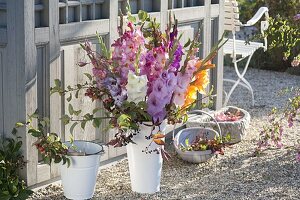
<box><xmin>224</xmin><ymin>0</ymin><xmax>241</xmax><ymax>32</ymax></box>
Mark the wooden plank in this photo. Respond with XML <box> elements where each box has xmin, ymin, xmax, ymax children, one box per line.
<box><xmin>168</xmin><ymin>7</ymin><xmax>206</xmax><ymax>23</ymax></box>
<box><xmin>160</xmin><ymin>0</ymin><xmax>168</xmax><ymax>31</ymax></box>
<box><xmin>35</xmin><ymin>27</ymin><xmax>50</xmax><ymax>45</ymax></box>
<box><xmin>37</xmin><ymin>164</ymin><xmax>51</xmax><ymax>183</ymax></box>
<box><xmin>48</xmin><ymin>0</ymin><xmax>63</xmax><ymax>179</ymax></box>
<box><xmin>62</xmin><ymin>44</ymin><xmax>97</xmax><ymax>141</ymax></box>
<box><xmin>197</xmin><ymin>0</ymin><xmax>212</xmax><ymax>108</ymax></box>
<box><xmin>106</xmin><ymin>0</ymin><xmax>118</xmax><ymax>158</ymax></box>
<box><xmin>211</xmin><ymin>4</ymin><xmax>221</xmax><ymax>17</ymax></box>
<box><xmin>0</xmin><ymin>28</ymin><xmax>7</xmax><ymax>46</ymax></box>
<box><xmin>59</xmin><ymin>19</ymin><xmax>110</xmax><ymax>42</ymax></box>
<box><xmin>6</xmin><ymin>0</ymin><xmax>38</xmax><ymax>186</ymax></box>
<box><xmin>214</xmin><ymin>0</ymin><xmax>224</xmax><ymax>110</ymax></box>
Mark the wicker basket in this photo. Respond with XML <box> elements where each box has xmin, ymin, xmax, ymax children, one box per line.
<box><xmin>173</xmin><ymin>110</ymin><xmax>222</xmax><ymax>163</ymax></box>
<box><xmin>187</xmin><ymin>106</ymin><xmax>250</xmax><ymax>144</ymax></box>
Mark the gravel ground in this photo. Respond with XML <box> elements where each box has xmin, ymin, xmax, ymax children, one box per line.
<box><xmin>29</xmin><ymin>66</ymin><xmax>300</xmax><ymax>200</ymax></box>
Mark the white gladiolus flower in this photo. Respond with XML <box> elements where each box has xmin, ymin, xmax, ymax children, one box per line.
<box><xmin>126</xmin><ymin>70</ymin><xmax>148</xmax><ymax>103</ymax></box>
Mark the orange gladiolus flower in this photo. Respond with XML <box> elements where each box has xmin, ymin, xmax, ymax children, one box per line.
<box><xmin>195</xmin><ymin>60</ymin><xmax>215</xmax><ymax>70</ymax></box>
<box><xmin>194</xmin><ymin>70</ymin><xmax>209</xmax><ymax>94</ymax></box>
<box><xmin>182</xmin><ymin>85</ymin><xmax>198</xmax><ymax>108</ymax></box>
<box><xmin>181</xmin><ymin>59</ymin><xmax>213</xmax><ymax>109</ymax></box>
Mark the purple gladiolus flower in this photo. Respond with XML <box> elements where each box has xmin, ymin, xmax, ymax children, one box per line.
<box><xmin>152</xmin><ymin>78</ymin><xmax>169</xmax><ymax>98</ymax></box>
<box><xmin>147</xmin><ymin>93</ymin><xmax>167</xmax><ymax>123</ymax></box>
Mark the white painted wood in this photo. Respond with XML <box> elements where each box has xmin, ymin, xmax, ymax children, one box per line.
<box><xmin>35</xmin><ymin>27</ymin><xmax>50</xmax><ymax>45</ymax></box>
<box><xmin>37</xmin><ymin>164</ymin><xmax>51</xmax><ymax>183</ymax></box>
<box><xmin>214</xmin><ymin>0</ymin><xmax>224</xmax><ymax>110</ymax></box>
<box><xmin>160</xmin><ymin>0</ymin><xmax>168</xmax><ymax>32</ymax></box>
<box><xmin>49</xmin><ymin>0</ymin><xmax>63</xmax><ymax>179</ymax></box>
<box><xmin>5</xmin><ymin>0</ymin><xmax>39</xmax><ymax>186</ymax></box>
<box><xmin>168</xmin><ymin>7</ymin><xmax>206</xmax><ymax>22</ymax></box>
<box><xmin>224</xmin><ymin>0</ymin><xmax>241</xmax><ymax>31</ymax></box>
<box><xmin>59</xmin><ymin>19</ymin><xmax>110</xmax><ymax>42</ymax></box>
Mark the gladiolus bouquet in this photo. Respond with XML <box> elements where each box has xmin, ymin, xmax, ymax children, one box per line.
<box><xmin>59</xmin><ymin>9</ymin><xmax>226</xmax><ymax>150</ymax></box>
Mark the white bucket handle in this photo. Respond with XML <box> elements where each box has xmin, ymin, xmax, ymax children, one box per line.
<box><xmin>172</xmin><ymin>110</ymin><xmax>222</xmax><ymax>141</ymax></box>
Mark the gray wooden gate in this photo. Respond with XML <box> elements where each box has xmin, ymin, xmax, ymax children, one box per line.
<box><xmin>0</xmin><ymin>0</ymin><xmax>224</xmax><ymax>187</ymax></box>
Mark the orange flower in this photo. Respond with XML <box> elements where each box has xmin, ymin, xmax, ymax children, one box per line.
<box><xmin>181</xmin><ymin>60</ymin><xmax>212</xmax><ymax>110</ymax></box>
<box><xmin>195</xmin><ymin>60</ymin><xmax>215</xmax><ymax>70</ymax></box>
<box><xmin>182</xmin><ymin>85</ymin><xmax>198</xmax><ymax>108</ymax></box>
<box><xmin>194</xmin><ymin>70</ymin><xmax>209</xmax><ymax>94</ymax></box>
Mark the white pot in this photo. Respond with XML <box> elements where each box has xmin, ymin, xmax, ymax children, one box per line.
<box><xmin>61</xmin><ymin>141</ymin><xmax>103</xmax><ymax>200</ymax></box>
<box><xmin>126</xmin><ymin>121</ymin><xmax>166</xmax><ymax>194</ymax></box>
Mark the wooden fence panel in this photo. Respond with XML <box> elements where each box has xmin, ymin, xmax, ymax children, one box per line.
<box><xmin>0</xmin><ymin>0</ymin><xmax>224</xmax><ymax>186</ymax></box>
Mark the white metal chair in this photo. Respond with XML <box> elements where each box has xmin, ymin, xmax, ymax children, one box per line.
<box><xmin>223</xmin><ymin>0</ymin><xmax>269</xmax><ymax>107</ymax></box>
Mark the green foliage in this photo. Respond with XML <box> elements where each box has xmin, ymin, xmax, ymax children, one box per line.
<box><xmin>237</xmin><ymin>0</ymin><xmax>264</xmax><ymax>24</ymax></box>
<box><xmin>264</xmin><ymin>0</ymin><xmax>299</xmax><ymax>19</ymax></box>
<box><xmin>0</xmin><ymin>136</ymin><xmax>33</xmax><ymax>200</ymax></box>
<box><xmin>264</xmin><ymin>16</ymin><xmax>300</xmax><ymax>60</ymax></box>
<box><xmin>15</xmin><ymin>111</ymin><xmax>70</xmax><ymax>167</ymax></box>
<box><xmin>237</xmin><ymin>0</ymin><xmax>299</xmax><ymax>22</ymax></box>
<box><xmin>179</xmin><ymin>134</ymin><xmax>228</xmax><ymax>155</ymax></box>
<box><xmin>237</xmin><ymin>0</ymin><xmax>300</xmax><ymax>71</ymax></box>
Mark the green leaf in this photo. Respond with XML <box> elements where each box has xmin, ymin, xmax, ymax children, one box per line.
<box><xmin>14</xmin><ymin>141</ymin><xmax>22</xmax><ymax>152</ymax></box>
<box><xmin>127</xmin><ymin>15</ymin><xmax>136</xmax><ymax>23</ymax></box>
<box><xmin>69</xmin><ymin>134</ymin><xmax>75</xmax><ymax>144</ymax></box>
<box><xmin>69</xmin><ymin>122</ymin><xmax>78</xmax><ymax>134</ymax></box>
<box><xmin>15</xmin><ymin>122</ymin><xmax>24</xmax><ymax>128</ymax></box>
<box><xmin>54</xmin><ymin>156</ymin><xmax>62</xmax><ymax>163</ymax></box>
<box><xmin>67</xmin><ymin>93</ymin><xmax>72</xmax><ymax>102</ymax></box>
<box><xmin>117</xmin><ymin>114</ymin><xmax>131</xmax><ymax>128</ymax></box>
<box><xmin>81</xmin><ymin>121</ymin><xmax>87</xmax><ymax>130</ymax></box>
<box><xmin>126</xmin><ymin>0</ymin><xmax>132</xmax><ymax>13</ymax></box>
<box><xmin>185</xmin><ymin>138</ymin><xmax>189</xmax><ymax>147</ymax></box>
<box><xmin>92</xmin><ymin>118</ymin><xmax>101</xmax><ymax>128</ymax></box>
<box><xmin>43</xmin><ymin>117</ymin><xmax>50</xmax><ymax>126</ymax></box>
<box><xmin>138</xmin><ymin>10</ymin><xmax>148</xmax><ymax>21</ymax></box>
<box><xmin>28</xmin><ymin>129</ymin><xmax>42</xmax><ymax>137</ymax></box>
<box><xmin>54</xmin><ymin>79</ymin><xmax>61</xmax><ymax>87</ymax></box>
<box><xmin>83</xmin><ymin>113</ymin><xmax>93</xmax><ymax>120</ymax></box>
<box><xmin>75</xmin><ymin>90</ymin><xmax>80</xmax><ymax>98</ymax></box>
<box><xmin>184</xmin><ymin>38</ymin><xmax>191</xmax><ymax>48</ymax></box>
<box><xmin>73</xmin><ymin>110</ymin><xmax>82</xmax><ymax>116</ymax></box>
<box><xmin>43</xmin><ymin>156</ymin><xmax>51</xmax><ymax>165</ymax></box>
<box><xmin>11</xmin><ymin>128</ymin><xmax>17</xmax><ymax>135</ymax></box>
<box><xmin>0</xmin><ymin>192</ymin><xmax>10</xmax><ymax>200</ymax></box>
<box><xmin>84</xmin><ymin>73</ymin><xmax>93</xmax><ymax>81</ymax></box>
<box><xmin>68</xmin><ymin>104</ymin><xmax>74</xmax><ymax>115</ymax></box>
<box><xmin>92</xmin><ymin>108</ymin><xmax>101</xmax><ymax>114</ymax></box>
<box><xmin>66</xmin><ymin>158</ymin><xmax>71</xmax><ymax>168</ymax></box>
<box><xmin>61</xmin><ymin>115</ymin><xmax>71</xmax><ymax>125</ymax></box>
<box><xmin>76</xmin><ymin>84</ymin><xmax>82</xmax><ymax>89</ymax></box>
<box><xmin>96</xmin><ymin>32</ymin><xmax>110</xmax><ymax>59</ymax></box>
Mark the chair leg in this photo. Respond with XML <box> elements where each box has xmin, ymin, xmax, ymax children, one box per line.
<box><xmin>223</xmin><ymin>53</ymin><xmax>255</xmax><ymax>107</ymax></box>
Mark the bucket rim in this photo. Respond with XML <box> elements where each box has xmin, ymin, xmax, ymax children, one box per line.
<box><xmin>64</xmin><ymin>140</ymin><xmax>105</xmax><ymax>156</ymax></box>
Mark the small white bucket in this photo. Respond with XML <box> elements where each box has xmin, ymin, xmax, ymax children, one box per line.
<box><xmin>61</xmin><ymin>140</ymin><xmax>103</xmax><ymax>200</ymax></box>
<box><xmin>126</xmin><ymin>122</ymin><xmax>166</xmax><ymax>194</ymax></box>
